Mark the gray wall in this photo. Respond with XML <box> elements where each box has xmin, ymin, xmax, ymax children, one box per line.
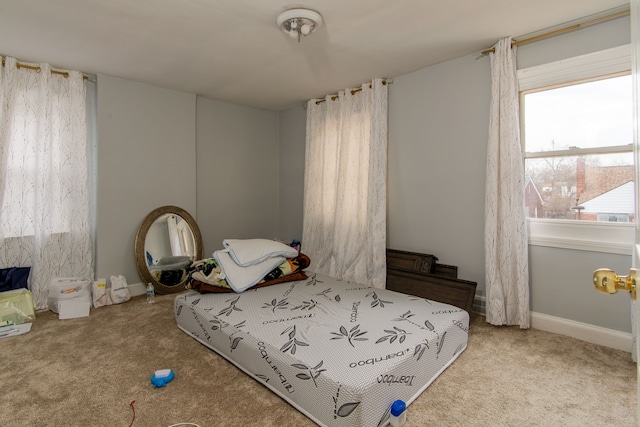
<box><xmin>387</xmin><ymin>53</ymin><xmax>489</xmax><ymax>286</ymax></box>
<box><xmin>278</xmin><ymin>16</ymin><xmax>633</xmax><ymax>333</ymax></box>
<box><xmin>196</xmin><ymin>97</ymin><xmax>280</xmax><ymax>257</ymax></box>
<box><xmin>529</xmin><ymin>246</ymin><xmax>631</xmax><ymax>332</ymax></box>
<box><xmin>96</xmin><ymin>75</ymin><xmax>196</xmax><ymax>283</ymax></box>
<box><xmin>96</xmin><ymin>78</ymin><xmax>281</xmax><ymax>285</ymax></box>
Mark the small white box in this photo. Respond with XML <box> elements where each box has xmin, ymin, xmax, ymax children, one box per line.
<box><xmin>58</xmin><ymin>299</ymin><xmax>91</xmax><ymax>319</ymax></box>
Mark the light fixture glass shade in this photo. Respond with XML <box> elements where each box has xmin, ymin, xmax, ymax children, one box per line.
<box><xmin>276</xmin><ymin>8</ymin><xmax>322</xmax><ymax>41</ymax></box>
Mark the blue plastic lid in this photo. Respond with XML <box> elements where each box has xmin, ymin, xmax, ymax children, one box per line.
<box><xmin>390</xmin><ymin>400</ymin><xmax>406</xmax><ymax>416</ymax></box>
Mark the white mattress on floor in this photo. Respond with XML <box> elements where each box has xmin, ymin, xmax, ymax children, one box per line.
<box><xmin>174</xmin><ymin>272</ymin><xmax>469</xmax><ymax>427</ymax></box>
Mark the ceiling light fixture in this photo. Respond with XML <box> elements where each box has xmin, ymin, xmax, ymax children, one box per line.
<box><xmin>276</xmin><ymin>8</ymin><xmax>323</xmax><ymax>43</ymax></box>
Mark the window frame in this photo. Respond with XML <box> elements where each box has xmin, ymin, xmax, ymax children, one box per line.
<box><xmin>518</xmin><ymin>44</ymin><xmax>634</xmax><ymax>255</ymax></box>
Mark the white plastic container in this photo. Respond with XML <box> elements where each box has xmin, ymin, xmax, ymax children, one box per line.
<box><xmin>48</xmin><ymin>277</ymin><xmax>91</xmax><ymax>314</ymax></box>
<box><xmin>389</xmin><ymin>400</ymin><xmax>406</xmax><ymax>427</ymax></box>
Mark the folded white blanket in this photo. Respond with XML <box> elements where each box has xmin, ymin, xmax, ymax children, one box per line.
<box><xmin>212</xmin><ymin>239</ymin><xmax>298</xmax><ymax>292</ymax></box>
<box><xmin>213</xmin><ymin>250</ymin><xmax>284</xmax><ymax>292</ymax></box>
<box><xmin>223</xmin><ymin>239</ymin><xmax>298</xmax><ymax>266</ymax></box>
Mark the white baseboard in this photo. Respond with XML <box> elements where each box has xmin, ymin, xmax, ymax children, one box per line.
<box><xmin>531</xmin><ymin>311</ymin><xmax>632</xmax><ymax>353</ymax></box>
<box><xmin>128</xmin><ymin>282</ymin><xmax>146</xmax><ymax>297</ymax></box>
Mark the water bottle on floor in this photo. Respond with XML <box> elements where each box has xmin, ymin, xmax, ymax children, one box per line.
<box><xmin>389</xmin><ymin>400</ymin><xmax>406</xmax><ymax>426</ymax></box>
<box><xmin>146</xmin><ymin>283</ymin><xmax>155</xmax><ymax>303</ymax></box>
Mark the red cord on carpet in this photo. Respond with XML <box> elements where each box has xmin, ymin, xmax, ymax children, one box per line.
<box><xmin>128</xmin><ymin>400</ymin><xmax>136</xmax><ymax>427</ymax></box>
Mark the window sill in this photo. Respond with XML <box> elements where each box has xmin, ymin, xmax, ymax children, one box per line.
<box><xmin>527</xmin><ymin>218</ymin><xmax>634</xmax><ymax>255</ymax></box>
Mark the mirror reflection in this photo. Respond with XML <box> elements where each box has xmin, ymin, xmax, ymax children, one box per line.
<box><xmin>134</xmin><ymin>206</ymin><xmax>203</xmax><ymax>294</ymax></box>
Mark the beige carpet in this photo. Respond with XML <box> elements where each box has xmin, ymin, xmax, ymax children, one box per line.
<box><xmin>0</xmin><ymin>292</ymin><xmax>636</xmax><ymax>427</ymax></box>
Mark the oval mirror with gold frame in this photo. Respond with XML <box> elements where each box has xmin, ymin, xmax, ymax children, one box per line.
<box><xmin>134</xmin><ymin>205</ymin><xmax>203</xmax><ymax>294</ymax></box>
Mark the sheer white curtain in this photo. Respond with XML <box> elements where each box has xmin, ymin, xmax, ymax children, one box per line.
<box><xmin>302</xmin><ymin>79</ymin><xmax>387</xmax><ymax>288</ymax></box>
<box><xmin>0</xmin><ymin>57</ymin><xmax>93</xmax><ymax>309</ymax></box>
<box><xmin>485</xmin><ymin>38</ymin><xmax>530</xmax><ymax>328</ymax></box>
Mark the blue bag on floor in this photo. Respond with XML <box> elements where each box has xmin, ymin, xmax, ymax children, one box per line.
<box><xmin>0</xmin><ymin>267</ymin><xmax>31</xmax><ymax>292</ymax></box>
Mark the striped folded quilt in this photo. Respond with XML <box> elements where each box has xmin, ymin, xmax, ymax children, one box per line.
<box><xmin>189</xmin><ymin>253</ymin><xmax>310</xmax><ymax>293</ymax></box>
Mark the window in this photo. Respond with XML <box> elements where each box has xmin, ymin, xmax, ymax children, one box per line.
<box><xmin>522</xmin><ymin>74</ymin><xmax>633</xmax><ymax>222</ymax></box>
<box><xmin>518</xmin><ymin>45</ymin><xmax>634</xmax><ymax>254</ymax></box>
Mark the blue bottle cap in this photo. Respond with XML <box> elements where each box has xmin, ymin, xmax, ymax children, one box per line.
<box><xmin>390</xmin><ymin>400</ymin><xmax>406</xmax><ymax>416</ymax></box>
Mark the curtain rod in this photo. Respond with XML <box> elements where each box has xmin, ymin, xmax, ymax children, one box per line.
<box><xmin>1</xmin><ymin>57</ymin><xmax>88</xmax><ymax>79</ymax></box>
<box><xmin>314</xmin><ymin>78</ymin><xmax>392</xmax><ymax>105</ymax></box>
<box><xmin>480</xmin><ymin>8</ymin><xmax>630</xmax><ymax>56</ymax></box>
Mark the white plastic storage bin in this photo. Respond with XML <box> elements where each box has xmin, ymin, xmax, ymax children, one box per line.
<box><xmin>48</xmin><ymin>278</ymin><xmax>91</xmax><ymax>314</ymax></box>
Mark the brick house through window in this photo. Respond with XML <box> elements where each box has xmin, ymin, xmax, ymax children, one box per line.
<box><xmin>525</xmin><ymin>157</ymin><xmax>634</xmax><ymax>222</ymax></box>
<box><xmin>572</xmin><ymin>157</ymin><xmax>634</xmax><ymax>222</ymax></box>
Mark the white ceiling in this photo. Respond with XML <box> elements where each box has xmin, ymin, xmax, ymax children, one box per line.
<box><xmin>0</xmin><ymin>0</ymin><xmax>629</xmax><ymax>111</ymax></box>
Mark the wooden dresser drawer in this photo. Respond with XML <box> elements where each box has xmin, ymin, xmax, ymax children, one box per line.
<box><xmin>386</xmin><ymin>249</ymin><xmax>477</xmax><ymax>313</ymax></box>
<box><xmin>386</xmin><ymin>249</ymin><xmax>438</xmax><ymax>274</ymax></box>
<box><xmin>387</xmin><ymin>249</ymin><xmax>458</xmax><ymax>278</ymax></box>
<box><xmin>386</xmin><ymin>269</ymin><xmax>476</xmax><ymax>313</ymax></box>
